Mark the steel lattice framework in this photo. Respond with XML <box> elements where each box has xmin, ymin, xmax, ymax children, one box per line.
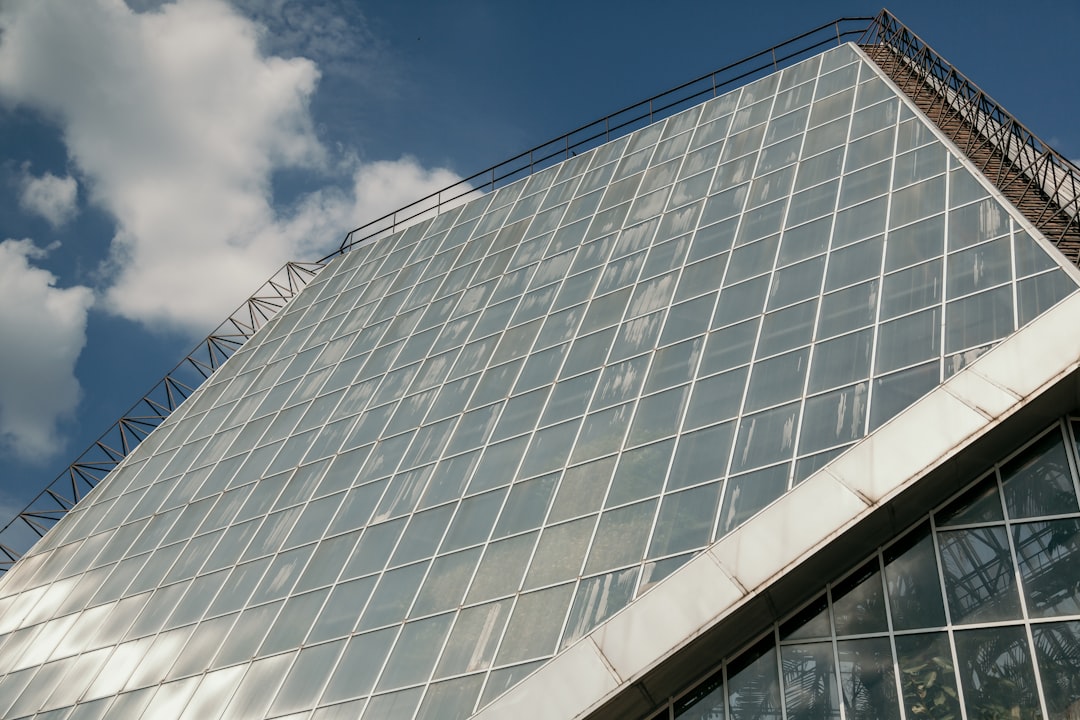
<box><xmin>0</xmin><ymin>261</ymin><xmax>324</xmax><ymax>573</ymax></box>
<box><xmin>860</xmin><ymin>9</ymin><xmax>1080</xmax><ymax>260</ymax></box>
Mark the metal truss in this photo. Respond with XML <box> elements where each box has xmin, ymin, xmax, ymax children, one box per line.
<box><xmin>860</xmin><ymin>9</ymin><xmax>1080</xmax><ymax>262</ymax></box>
<box><xmin>321</xmin><ymin>15</ymin><xmax>876</xmax><ymax>262</ymax></box>
<box><xmin>0</xmin><ymin>261</ymin><xmax>324</xmax><ymax>573</ymax></box>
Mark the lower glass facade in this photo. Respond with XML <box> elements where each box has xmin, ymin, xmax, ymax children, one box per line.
<box><xmin>663</xmin><ymin>416</ymin><xmax>1080</xmax><ymax>720</ymax></box>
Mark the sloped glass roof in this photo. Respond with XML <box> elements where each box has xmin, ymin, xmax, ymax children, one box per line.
<box><xmin>0</xmin><ymin>43</ymin><xmax>1076</xmax><ymax>719</ymax></box>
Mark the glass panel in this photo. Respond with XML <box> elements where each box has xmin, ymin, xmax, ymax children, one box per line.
<box><xmin>948</xmin><ymin>198</ymin><xmax>1009</xmax><ymax>251</ymax></box>
<box><xmin>495</xmin><ymin>583</ymin><xmax>575</xmax><ymax>665</ymax></box>
<box><xmin>1031</xmin><ymin>621</ymin><xmax>1080</xmax><ymax>719</ymax></box>
<box><xmin>832</xmin><ymin>562</ymin><xmax>887</xmax><ymax>635</ymax></box>
<box><xmin>884</xmin><ymin>526</ymin><xmax>946</xmax><ymax>631</ymax></box>
<box><xmin>603</xmin><ymin>439</ymin><xmax>673</xmax><ymax>506</ymax></box>
<box><xmin>798</xmin><ymin>383</ymin><xmax>867</xmax><ymax>455</ymax></box>
<box><xmin>781</xmin><ymin>642</ymin><xmax>840</xmax><ymax>720</ymax></box>
<box><xmin>895</xmin><ymin>633</ymin><xmax>961</xmax><ymax>720</ymax></box>
<box><xmin>874</xmin><ymin>307</ymin><xmax>940</xmax><ymax>375</ymax></box>
<box><xmin>675</xmin><ymin>669</ymin><xmax>725</xmax><ymax>719</ymax></box>
<box><xmin>808</xmin><ymin>330</ymin><xmax>872</xmax><ymax>394</ymax></box>
<box><xmin>955</xmin><ymin>626</ymin><xmax>1041</xmax><ymax>720</ymax></box>
<box><xmin>669</xmin><ymin>422</ymin><xmax>735</xmax><ymax>491</ymax></box>
<box><xmin>410</xmin><ymin>548</ymin><xmax>481</xmax><ymax>618</ymax></box>
<box><xmin>376</xmin><ymin>613</ymin><xmax>454</xmax><ymax>691</ymax></box>
<box><xmin>585</xmin><ymin>500</ymin><xmax>657</xmax><ymax>573</ymax></box>
<box><xmin>938</xmin><ymin>526</ymin><xmax>1022</xmax><ymax>624</ymax></box>
<box><xmin>415</xmin><ymin>676</ymin><xmax>484</xmax><ymax>720</ymax></box>
<box><xmin>836</xmin><ymin>636</ymin><xmax>900</xmax><ymax>720</ymax></box>
<box><xmin>356</xmin><ymin>561</ymin><xmax>428</xmax><ymax>631</ymax></box>
<box><xmin>686</xmin><ymin>367</ymin><xmax>748</xmax><ymax>430</ymax></box>
<box><xmin>466</xmin><ymin>532</ymin><xmax>537</xmax><ymax>603</ymax></box>
<box><xmin>938</xmin><ymin>475</ymin><xmax>1004</xmax><ymax>526</ymax></box>
<box><xmin>1014</xmin><ymin>519</ymin><xmax>1080</xmax><ymax>618</ymax></box>
<box><xmin>561</xmin><ymin>567</ymin><xmax>638</xmax><ymax>647</ymax></box>
<box><xmin>756</xmin><ymin>301</ymin><xmax>816</xmax><ymax>357</ymax></box>
<box><xmin>947</xmin><ymin>236</ymin><xmax>1011</xmax><ymax>298</ymax></box>
<box><xmin>320</xmin><ymin>628</ymin><xmax>397</xmax><ymax>704</ymax></box>
<box><xmin>1000</xmin><ymin>429</ymin><xmax>1079</xmax><ymax>519</ymax></box>
<box><xmin>647</xmin><ymin>338</ymin><xmax>704</xmax><ymax>393</ymax></box>
<box><xmin>731</xmin><ymin>402</ymin><xmax>799</xmax><ymax>473</ymax></box>
<box><xmin>744</xmin><ymin>349</ymin><xmax>810</xmax><ymax>412</ymax></box>
<box><xmin>1017</xmin><ymin>269</ymin><xmax>1077</xmax><ymax>326</ymax></box>
<box><xmin>628</xmin><ymin>387</ymin><xmax>690</xmax><ymax>446</ymax></box>
<box><xmin>360</xmin><ymin>687</ymin><xmax>422</xmax><ymax>720</ymax></box>
<box><xmin>268</xmin><ymin>639</ymin><xmax>344</xmax><ymax>716</ymax></box>
<box><xmin>649</xmin><ymin>482</ymin><xmax>721</xmax><ymax>559</ymax></box>
<box><xmin>868</xmin><ymin>362</ymin><xmax>939</xmax><ymax>432</ymax></box>
<box><xmin>816</xmin><ymin>281</ymin><xmax>878</xmax><ymax>340</ymax></box>
<box><xmin>307</xmin><ymin>575</ymin><xmax>376</xmax><ymax>643</ymax></box>
<box><xmin>524</xmin><ymin>516</ymin><xmax>596</xmax><ymax>589</ymax></box>
<box><xmin>880</xmin><ymin>259</ymin><xmax>941</xmax><ymax>320</ymax></box>
<box><xmin>727</xmin><ymin>640</ymin><xmax>782</xmax><ymax>720</ymax></box>
<box><xmin>718</xmin><ymin>464</ymin><xmax>788</xmax><ymax>536</ymax></box>
<box><xmin>434</xmin><ymin>599</ymin><xmax>511</xmax><ymax>678</ymax></box>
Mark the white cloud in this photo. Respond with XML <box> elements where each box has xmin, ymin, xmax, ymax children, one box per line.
<box><xmin>19</xmin><ymin>170</ymin><xmax>78</xmax><ymax>227</ymax></box>
<box><xmin>0</xmin><ymin>239</ymin><xmax>93</xmax><ymax>461</ymax></box>
<box><xmin>0</xmin><ymin>0</ymin><xmax>461</xmax><ymax>333</ymax></box>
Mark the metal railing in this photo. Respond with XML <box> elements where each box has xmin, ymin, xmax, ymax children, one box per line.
<box><xmin>320</xmin><ymin>16</ymin><xmax>875</xmax><ymax>261</ymax></box>
<box><xmin>859</xmin><ymin>9</ymin><xmax>1080</xmax><ymax>245</ymax></box>
<box><xmin>0</xmin><ymin>261</ymin><xmax>324</xmax><ymax>572</ymax></box>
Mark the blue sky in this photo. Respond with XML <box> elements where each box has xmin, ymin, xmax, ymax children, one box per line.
<box><xmin>0</xmin><ymin>0</ymin><xmax>1077</xmax><ymax>527</ymax></box>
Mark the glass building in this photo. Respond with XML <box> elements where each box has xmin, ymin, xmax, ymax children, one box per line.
<box><xmin>1</xmin><ymin>12</ymin><xmax>1079</xmax><ymax>720</ymax></box>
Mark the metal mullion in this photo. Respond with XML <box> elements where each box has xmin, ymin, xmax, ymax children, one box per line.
<box><xmin>630</xmin><ymin>105</ymin><xmax>726</xmax><ymax>585</ymax></box>
<box><xmin>455</xmin><ymin>124</ymin><xmax>651</xmax><ymax>682</ymax></box>
<box><xmin>824</xmin><ymin>579</ymin><xmax>848</xmax><ymax>720</ymax></box>
<box><xmin>842</xmin><ymin>47</ymin><xmax>891</xmax><ymax>441</ymax></box>
<box><xmin>775</xmin><ymin>623</ymin><xmax>790</xmax><ymax>720</ymax></box>
<box><xmin>927</xmin><ymin>510</ymin><xmax>970</xmax><ymax>720</ymax></box>
<box><xmin>712</xmin><ymin>78</ymin><xmax>784</xmax><ymax>541</ymax></box>
<box><xmin>559</xmin><ymin>122</ymin><xmax>671</xmax><ymax>616</ymax></box>
<box><xmin>787</xmin><ymin>52</ymin><xmax>859</xmax><ymax>489</ymax></box>
<box><xmin>998</xmin><ymin>462</ymin><xmax>1053</xmax><ymax>720</ymax></box>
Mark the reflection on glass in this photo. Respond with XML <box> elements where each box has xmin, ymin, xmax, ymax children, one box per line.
<box><xmin>1014</xmin><ymin>519</ymin><xmax>1080</xmax><ymax>618</ymax></box>
<box><xmin>728</xmin><ymin>640</ymin><xmax>782</xmax><ymax>720</ymax></box>
<box><xmin>883</xmin><ymin>527</ymin><xmax>946</xmax><ymax>631</ymax></box>
<box><xmin>937</xmin><ymin>475</ymin><xmax>1004</xmax><ymax>526</ymax></box>
<box><xmin>562</xmin><ymin>567</ymin><xmax>638</xmax><ymax>648</ymax></box>
<box><xmin>781</xmin><ymin>642</ymin><xmax>840</xmax><ymax>720</ymax></box>
<box><xmin>955</xmin><ymin>626</ymin><xmax>1041</xmax><ymax>720</ymax></box>
<box><xmin>718</xmin><ymin>464</ymin><xmax>789</xmax><ymax>537</ymax></box>
<box><xmin>837</xmin><ymin>637</ymin><xmax>899</xmax><ymax>720</ymax></box>
<box><xmin>781</xmin><ymin>594</ymin><xmax>830</xmax><ymax>641</ymax></box>
<box><xmin>832</xmin><ymin>562</ymin><xmax>887</xmax><ymax>636</ymax></box>
<box><xmin>894</xmin><ymin>633</ymin><xmax>961</xmax><ymax>720</ymax></box>
<box><xmin>939</xmin><ymin>526</ymin><xmax>1022</xmax><ymax>624</ymax></box>
<box><xmin>1031</xmin><ymin>621</ymin><xmax>1080</xmax><ymax>720</ymax></box>
<box><xmin>1000</xmin><ymin>430</ymin><xmax>1080</xmax><ymax>519</ymax></box>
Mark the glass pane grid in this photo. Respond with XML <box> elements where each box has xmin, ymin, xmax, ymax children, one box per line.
<box><xmin>1</xmin><ymin>42</ymin><xmax>1078</xmax><ymax>720</ymax></box>
<box><xmin>664</xmin><ymin>414</ymin><xmax>1080</xmax><ymax>720</ymax></box>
